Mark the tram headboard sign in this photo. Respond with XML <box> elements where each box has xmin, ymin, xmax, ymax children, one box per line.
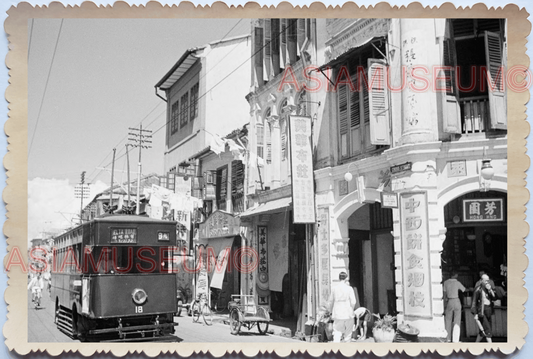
<box><xmin>110</xmin><ymin>228</ymin><xmax>138</xmax><ymax>243</ymax></box>
<box><xmin>463</xmin><ymin>198</ymin><xmax>504</xmax><ymax>222</ymax></box>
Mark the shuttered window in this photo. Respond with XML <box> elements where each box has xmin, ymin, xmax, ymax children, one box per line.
<box><xmin>180</xmin><ymin>92</ymin><xmax>189</xmax><ymax>128</ymax></box>
<box><xmin>264</xmin><ymin>19</ymin><xmax>272</xmax><ymax>80</ymax></box>
<box><xmin>171</xmin><ymin>100</ymin><xmax>180</xmax><ymax>134</ymax></box>
<box><xmin>231</xmin><ymin>160</ymin><xmax>245</xmax><ymax>213</ymax></box>
<box><xmin>254</xmin><ymin>27</ymin><xmax>264</xmax><ymax>85</ymax></box>
<box><xmin>337</xmin><ymin>49</ymin><xmax>390</xmax><ymax>160</ymax></box>
<box><xmin>216</xmin><ymin>166</ymin><xmax>228</xmax><ymax>211</ymax></box>
<box><xmin>189</xmin><ymin>83</ymin><xmax>199</xmax><ymax>121</ymax></box>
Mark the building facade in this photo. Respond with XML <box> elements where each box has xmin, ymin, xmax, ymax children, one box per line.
<box><xmin>313</xmin><ymin>18</ymin><xmax>507</xmax><ymax>339</ymax></box>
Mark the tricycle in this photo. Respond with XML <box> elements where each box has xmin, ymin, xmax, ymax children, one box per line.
<box><xmin>228</xmin><ymin>295</ymin><xmax>271</xmax><ymax>335</ymax></box>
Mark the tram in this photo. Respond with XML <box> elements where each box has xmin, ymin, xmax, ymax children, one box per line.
<box><xmin>51</xmin><ymin>215</ymin><xmax>178</xmax><ymax>341</ymax></box>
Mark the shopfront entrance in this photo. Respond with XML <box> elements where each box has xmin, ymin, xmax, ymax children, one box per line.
<box><xmin>442</xmin><ymin>190</ymin><xmax>507</xmax><ymax>340</ymax></box>
<box><xmin>347</xmin><ymin>203</ymin><xmax>394</xmax><ymax>315</ymax></box>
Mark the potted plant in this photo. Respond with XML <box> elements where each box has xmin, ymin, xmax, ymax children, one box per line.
<box><xmin>372</xmin><ymin>313</ymin><xmax>397</xmax><ymax>343</ymax></box>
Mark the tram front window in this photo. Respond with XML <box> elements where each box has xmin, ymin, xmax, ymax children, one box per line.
<box><xmin>85</xmin><ymin>246</ymin><xmax>170</xmax><ymax>274</ymax></box>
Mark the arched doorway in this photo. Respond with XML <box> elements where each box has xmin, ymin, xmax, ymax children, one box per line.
<box><xmin>441</xmin><ymin>190</ymin><xmax>507</xmax><ymax>341</ymax></box>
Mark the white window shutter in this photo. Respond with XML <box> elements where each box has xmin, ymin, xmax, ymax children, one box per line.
<box><xmin>484</xmin><ymin>31</ymin><xmax>507</xmax><ymax>130</ymax></box>
<box><xmin>368</xmin><ymin>61</ymin><xmax>391</xmax><ymax>145</ymax></box>
<box><xmin>441</xmin><ymin>37</ymin><xmax>461</xmax><ymax>134</ymax></box>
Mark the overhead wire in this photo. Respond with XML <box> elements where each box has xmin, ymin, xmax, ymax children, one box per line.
<box><xmin>28</xmin><ymin>18</ymin><xmax>64</xmax><ymax>157</ymax></box>
<box><xmin>91</xmin><ymin>19</ymin><xmax>296</xmax><ymax>186</ymax></box>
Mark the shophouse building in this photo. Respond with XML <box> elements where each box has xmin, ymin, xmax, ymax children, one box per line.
<box><xmin>313</xmin><ymin>18</ymin><xmax>507</xmax><ymax>340</ymax></box>
<box><xmin>154</xmin><ymin>34</ymin><xmax>252</xmax><ymax>305</ymax></box>
<box><xmin>241</xmin><ymin>19</ymin><xmax>329</xmax><ymax>333</ymax></box>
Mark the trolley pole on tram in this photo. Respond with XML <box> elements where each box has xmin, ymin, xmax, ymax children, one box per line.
<box><xmin>128</xmin><ymin>125</ymin><xmax>152</xmax><ymax>215</ymax></box>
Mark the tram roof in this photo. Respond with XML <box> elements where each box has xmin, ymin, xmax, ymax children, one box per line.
<box><xmin>93</xmin><ymin>215</ymin><xmax>177</xmax><ymax>225</ymax></box>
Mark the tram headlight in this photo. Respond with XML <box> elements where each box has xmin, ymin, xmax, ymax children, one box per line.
<box><xmin>132</xmin><ymin>288</ymin><xmax>148</xmax><ymax>305</ymax></box>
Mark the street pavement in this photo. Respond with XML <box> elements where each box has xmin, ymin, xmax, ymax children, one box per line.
<box><xmin>27</xmin><ymin>290</ymin><xmax>296</xmax><ymax>343</ymax></box>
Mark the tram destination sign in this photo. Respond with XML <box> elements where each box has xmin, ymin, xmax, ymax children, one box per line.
<box><xmin>463</xmin><ymin>198</ymin><xmax>504</xmax><ymax>222</ymax></box>
<box><xmin>110</xmin><ymin>228</ymin><xmax>138</xmax><ymax>243</ymax></box>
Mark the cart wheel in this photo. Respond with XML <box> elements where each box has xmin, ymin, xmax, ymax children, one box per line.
<box><xmin>257</xmin><ymin>307</ymin><xmax>269</xmax><ymax>335</ymax></box>
<box><xmin>230</xmin><ymin>309</ymin><xmax>241</xmax><ymax>335</ymax></box>
<box><xmin>203</xmin><ymin>305</ymin><xmax>213</xmax><ymax>326</ymax></box>
<box><xmin>192</xmin><ymin>302</ymin><xmax>200</xmax><ymax>323</ymax></box>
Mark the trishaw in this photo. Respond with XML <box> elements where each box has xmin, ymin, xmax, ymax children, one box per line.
<box><xmin>228</xmin><ymin>295</ymin><xmax>271</xmax><ymax>335</ymax></box>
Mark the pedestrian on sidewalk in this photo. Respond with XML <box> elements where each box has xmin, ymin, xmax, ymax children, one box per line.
<box><xmin>325</xmin><ymin>272</ymin><xmax>356</xmax><ymax>342</ymax></box>
<box><xmin>471</xmin><ymin>273</ymin><xmax>497</xmax><ymax>342</ymax></box>
<box><xmin>443</xmin><ymin>272</ymin><xmax>466</xmax><ymax>342</ymax></box>
<box><xmin>353</xmin><ymin>307</ymin><xmax>371</xmax><ymax>341</ymax></box>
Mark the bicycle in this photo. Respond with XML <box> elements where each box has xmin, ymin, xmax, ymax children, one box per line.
<box><xmin>191</xmin><ymin>293</ymin><xmax>213</xmax><ymax>325</ymax></box>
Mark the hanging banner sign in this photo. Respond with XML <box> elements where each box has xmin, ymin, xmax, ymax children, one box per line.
<box><xmin>289</xmin><ymin>115</ymin><xmax>316</xmax><ymax>223</ymax></box>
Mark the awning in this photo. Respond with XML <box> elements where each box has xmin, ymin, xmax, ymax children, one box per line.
<box><xmin>239</xmin><ymin>197</ymin><xmax>292</xmax><ymax>218</ymax></box>
<box><xmin>318</xmin><ymin>36</ymin><xmax>384</xmax><ymax>71</ymax></box>
<box><xmin>155</xmin><ymin>48</ymin><xmax>202</xmax><ymax>91</ymax></box>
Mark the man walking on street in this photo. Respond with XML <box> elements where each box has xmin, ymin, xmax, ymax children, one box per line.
<box><xmin>326</xmin><ymin>272</ymin><xmax>356</xmax><ymax>342</ymax></box>
<box><xmin>443</xmin><ymin>272</ymin><xmax>466</xmax><ymax>342</ymax></box>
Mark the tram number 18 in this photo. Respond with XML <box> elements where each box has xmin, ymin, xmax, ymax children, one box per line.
<box><xmin>135</xmin><ymin>306</ymin><xmax>143</xmax><ymax>313</ymax></box>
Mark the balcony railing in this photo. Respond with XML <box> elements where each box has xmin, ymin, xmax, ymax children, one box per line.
<box><xmin>459</xmin><ymin>96</ymin><xmax>489</xmax><ymax>134</ymax></box>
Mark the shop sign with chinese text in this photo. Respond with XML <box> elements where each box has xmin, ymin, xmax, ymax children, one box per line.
<box><xmin>400</xmin><ymin>192</ymin><xmax>432</xmax><ymax>319</ymax></box>
<box><xmin>199</xmin><ymin>210</ymin><xmax>240</xmax><ymax>239</ymax></box>
<box><xmin>289</xmin><ymin>116</ymin><xmax>315</xmax><ymax>223</ymax></box>
<box><xmin>463</xmin><ymin>198</ymin><xmax>504</xmax><ymax>222</ymax></box>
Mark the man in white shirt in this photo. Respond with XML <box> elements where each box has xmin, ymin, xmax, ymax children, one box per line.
<box><xmin>326</xmin><ymin>272</ymin><xmax>357</xmax><ymax>342</ymax></box>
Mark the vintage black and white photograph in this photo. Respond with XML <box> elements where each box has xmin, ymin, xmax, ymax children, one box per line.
<box><xmin>7</xmin><ymin>5</ymin><xmax>526</xmax><ymax>354</ymax></box>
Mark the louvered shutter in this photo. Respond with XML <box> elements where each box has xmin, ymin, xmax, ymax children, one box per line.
<box><xmin>254</xmin><ymin>27</ymin><xmax>264</xmax><ymax>86</ymax></box>
<box><xmin>287</xmin><ymin>19</ymin><xmax>298</xmax><ymax>64</ymax></box>
<box><xmin>264</xmin><ymin>19</ymin><xmax>272</xmax><ymax>80</ymax></box>
<box><xmin>484</xmin><ymin>31</ymin><xmax>507</xmax><ymax>130</ymax></box>
<box><xmin>338</xmin><ymin>84</ymin><xmax>349</xmax><ymax>157</ymax></box>
<box><xmin>441</xmin><ymin>34</ymin><xmax>461</xmax><ymax>134</ymax></box>
<box><xmin>297</xmin><ymin>19</ymin><xmax>306</xmax><ymax>53</ymax></box>
<box><xmin>368</xmin><ymin>61</ymin><xmax>391</xmax><ymax>145</ymax></box>
<box><xmin>280</xmin><ymin>19</ymin><xmax>287</xmax><ymax>68</ymax></box>
<box><xmin>271</xmin><ymin>19</ymin><xmax>280</xmax><ymax>76</ymax></box>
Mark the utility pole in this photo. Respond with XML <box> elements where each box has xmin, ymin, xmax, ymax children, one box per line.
<box><xmin>74</xmin><ymin>171</ymin><xmax>89</xmax><ymax>224</ymax></box>
<box><xmin>128</xmin><ymin>125</ymin><xmax>152</xmax><ymax>214</ymax></box>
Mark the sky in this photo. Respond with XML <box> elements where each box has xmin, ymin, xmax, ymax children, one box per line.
<box><xmin>1</xmin><ymin>1</ymin><xmax>532</xmax><ymax>358</ymax></box>
<box><xmin>27</xmin><ymin>18</ymin><xmax>250</xmax><ymax>238</ymax></box>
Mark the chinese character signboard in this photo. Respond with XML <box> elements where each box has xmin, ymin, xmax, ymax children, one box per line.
<box><xmin>317</xmin><ymin>207</ymin><xmax>331</xmax><ymax>303</ymax></box>
<box><xmin>257</xmin><ymin>226</ymin><xmax>269</xmax><ymax>304</ymax></box>
<box><xmin>198</xmin><ymin>210</ymin><xmax>240</xmax><ymax>239</ymax></box>
<box><xmin>110</xmin><ymin>228</ymin><xmax>137</xmax><ymax>244</ymax></box>
<box><xmin>289</xmin><ymin>116</ymin><xmax>316</xmax><ymax>223</ymax></box>
<box><xmin>400</xmin><ymin>192</ymin><xmax>432</xmax><ymax>319</ymax></box>
<box><xmin>463</xmin><ymin>199</ymin><xmax>504</xmax><ymax>222</ymax></box>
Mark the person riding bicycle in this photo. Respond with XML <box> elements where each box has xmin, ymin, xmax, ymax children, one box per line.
<box><xmin>28</xmin><ymin>272</ymin><xmax>44</xmax><ymax>306</ymax></box>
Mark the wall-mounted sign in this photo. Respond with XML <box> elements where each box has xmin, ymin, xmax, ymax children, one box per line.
<box><xmin>289</xmin><ymin>116</ymin><xmax>316</xmax><ymax>223</ymax></box>
<box><xmin>338</xmin><ymin>180</ymin><xmax>349</xmax><ymax>196</ymax></box>
<box><xmin>391</xmin><ymin>162</ymin><xmax>412</xmax><ymax>174</ymax></box>
<box><xmin>199</xmin><ymin>210</ymin><xmax>240</xmax><ymax>239</ymax></box>
<box><xmin>381</xmin><ymin>192</ymin><xmax>398</xmax><ymax>208</ymax></box>
<box><xmin>463</xmin><ymin>198</ymin><xmax>504</xmax><ymax>222</ymax></box>
<box><xmin>400</xmin><ymin>192</ymin><xmax>432</xmax><ymax>319</ymax></box>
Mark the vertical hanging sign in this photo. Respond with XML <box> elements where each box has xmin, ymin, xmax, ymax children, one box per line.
<box><xmin>400</xmin><ymin>192</ymin><xmax>432</xmax><ymax>319</ymax></box>
<box><xmin>289</xmin><ymin>115</ymin><xmax>316</xmax><ymax>223</ymax></box>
